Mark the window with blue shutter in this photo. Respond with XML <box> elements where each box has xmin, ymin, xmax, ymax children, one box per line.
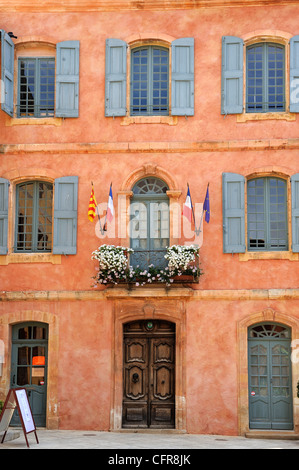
<box><xmin>105</xmin><ymin>37</ymin><xmax>194</xmax><ymax>117</ymax></box>
<box><xmin>221</xmin><ymin>36</ymin><xmax>244</xmax><ymax>115</ymax></box>
<box><xmin>56</xmin><ymin>41</ymin><xmax>80</xmax><ymax>118</ymax></box>
<box><xmin>0</xmin><ymin>178</ymin><xmax>9</xmax><ymax>255</ymax></box>
<box><xmin>290</xmin><ymin>36</ymin><xmax>299</xmax><ymax>112</ymax></box>
<box><xmin>53</xmin><ymin>176</ymin><xmax>78</xmax><ymax>255</ymax></box>
<box><xmin>222</xmin><ymin>172</ymin><xmax>245</xmax><ymax>253</ymax></box>
<box><xmin>1</xmin><ymin>30</ymin><xmax>14</xmax><ymax>117</ymax></box>
<box><xmin>291</xmin><ymin>173</ymin><xmax>299</xmax><ymax>252</ymax></box>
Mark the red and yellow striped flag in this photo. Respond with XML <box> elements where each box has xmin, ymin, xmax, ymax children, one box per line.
<box><xmin>88</xmin><ymin>185</ymin><xmax>97</xmax><ymax>222</ymax></box>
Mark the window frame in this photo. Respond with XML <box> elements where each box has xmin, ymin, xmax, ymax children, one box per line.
<box><xmin>130</xmin><ymin>177</ymin><xmax>170</xmax><ymax>269</ymax></box>
<box><xmin>14</xmin><ymin>180</ymin><xmax>54</xmax><ymax>253</ymax></box>
<box><xmin>130</xmin><ymin>45</ymin><xmax>170</xmax><ymax>117</ymax></box>
<box><xmin>17</xmin><ymin>56</ymin><xmax>55</xmax><ymax>118</ymax></box>
<box><xmin>246</xmin><ymin>42</ymin><xmax>286</xmax><ymax>114</ymax></box>
<box><xmin>247</xmin><ymin>176</ymin><xmax>288</xmax><ymax>252</ymax></box>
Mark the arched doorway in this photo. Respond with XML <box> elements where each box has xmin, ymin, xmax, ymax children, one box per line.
<box><xmin>248</xmin><ymin>322</ymin><xmax>293</xmax><ymax>430</ymax></box>
<box><xmin>122</xmin><ymin>319</ymin><xmax>175</xmax><ymax>429</ymax></box>
<box><xmin>10</xmin><ymin>322</ymin><xmax>48</xmax><ymax>427</ymax></box>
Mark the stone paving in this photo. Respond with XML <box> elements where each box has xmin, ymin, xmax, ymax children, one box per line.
<box><xmin>0</xmin><ymin>429</ymin><xmax>299</xmax><ymax>450</ymax></box>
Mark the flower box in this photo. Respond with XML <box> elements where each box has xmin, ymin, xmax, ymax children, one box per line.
<box><xmin>91</xmin><ymin>244</ymin><xmax>202</xmax><ymax>287</ymax></box>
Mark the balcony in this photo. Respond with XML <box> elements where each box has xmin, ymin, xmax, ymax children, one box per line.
<box><xmin>91</xmin><ymin>245</ymin><xmax>201</xmax><ymax>287</ymax></box>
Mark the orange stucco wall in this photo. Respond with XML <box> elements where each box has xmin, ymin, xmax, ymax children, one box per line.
<box><xmin>1</xmin><ymin>1</ymin><xmax>299</xmax><ymax>435</ymax></box>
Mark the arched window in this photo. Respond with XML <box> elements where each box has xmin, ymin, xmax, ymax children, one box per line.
<box><xmin>247</xmin><ymin>177</ymin><xmax>288</xmax><ymax>251</ymax></box>
<box><xmin>131</xmin><ymin>46</ymin><xmax>169</xmax><ymax>116</ymax></box>
<box><xmin>130</xmin><ymin>177</ymin><xmax>169</xmax><ymax>269</ymax></box>
<box><xmin>246</xmin><ymin>42</ymin><xmax>285</xmax><ymax>113</ymax></box>
<box><xmin>15</xmin><ymin>181</ymin><xmax>53</xmax><ymax>252</ymax></box>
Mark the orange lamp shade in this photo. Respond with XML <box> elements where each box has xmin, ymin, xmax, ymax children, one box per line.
<box><xmin>32</xmin><ymin>356</ymin><xmax>45</xmax><ymax>366</ymax></box>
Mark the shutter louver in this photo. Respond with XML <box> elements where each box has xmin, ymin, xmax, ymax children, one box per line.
<box><xmin>221</xmin><ymin>36</ymin><xmax>243</xmax><ymax>115</ymax></box>
<box><xmin>105</xmin><ymin>38</ymin><xmax>127</xmax><ymax>117</ymax></box>
<box><xmin>1</xmin><ymin>30</ymin><xmax>14</xmax><ymax>117</ymax></box>
<box><xmin>290</xmin><ymin>36</ymin><xmax>299</xmax><ymax>113</ymax></box>
<box><xmin>0</xmin><ymin>178</ymin><xmax>9</xmax><ymax>254</ymax></box>
<box><xmin>291</xmin><ymin>173</ymin><xmax>299</xmax><ymax>252</ymax></box>
<box><xmin>56</xmin><ymin>41</ymin><xmax>80</xmax><ymax>117</ymax></box>
<box><xmin>222</xmin><ymin>172</ymin><xmax>245</xmax><ymax>253</ymax></box>
<box><xmin>171</xmin><ymin>38</ymin><xmax>194</xmax><ymax>116</ymax></box>
<box><xmin>53</xmin><ymin>176</ymin><xmax>78</xmax><ymax>254</ymax></box>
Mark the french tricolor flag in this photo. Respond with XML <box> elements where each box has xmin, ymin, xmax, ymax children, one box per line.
<box><xmin>107</xmin><ymin>185</ymin><xmax>114</xmax><ymax>222</ymax></box>
<box><xmin>183</xmin><ymin>186</ymin><xmax>193</xmax><ymax>223</ymax></box>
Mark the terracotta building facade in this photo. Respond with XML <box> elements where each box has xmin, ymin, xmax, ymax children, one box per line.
<box><xmin>1</xmin><ymin>0</ymin><xmax>299</xmax><ymax>437</ymax></box>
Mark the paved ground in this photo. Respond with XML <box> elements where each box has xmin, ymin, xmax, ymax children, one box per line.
<box><xmin>1</xmin><ymin>429</ymin><xmax>299</xmax><ymax>450</ymax></box>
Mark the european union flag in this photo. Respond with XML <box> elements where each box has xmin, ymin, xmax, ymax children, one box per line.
<box><xmin>203</xmin><ymin>184</ymin><xmax>210</xmax><ymax>223</ymax></box>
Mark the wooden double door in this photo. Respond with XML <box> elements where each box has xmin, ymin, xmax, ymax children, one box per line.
<box><xmin>122</xmin><ymin>320</ymin><xmax>175</xmax><ymax>429</ymax></box>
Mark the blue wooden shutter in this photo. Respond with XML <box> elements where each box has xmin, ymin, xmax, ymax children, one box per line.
<box><xmin>56</xmin><ymin>41</ymin><xmax>80</xmax><ymax>117</ymax></box>
<box><xmin>53</xmin><ymin>176</ymin><xmax>78</xmax><ymax>254</ymax></box>
<box><xmin>291</xmin><ymin>173</ymin><xmax>299</xmax><ymax>252</ymax></box>
<box><xmin>105</xmin><ymin>39</ymin><xmax>127</xmax><ymax>117</ymax></box>
<box><xmin>1</xmin><ymin>30</ymin><xmax>14</xmax><ymax>117</ymax></box>
<box><xmin>0</xmin><ymin>178</ymin><xmax>9</xmax><ymax>254</ymax></box>
<box><xmin>171</xmin><ymin>38</ymin><xmax>194</xmax><ymax>116</ymax></box>
<box><xmin>221</xmin><ymin>36</ymin><xmax>244</xmax><ymax>114</ymax></box>
<box><xmin>222</xmin><ymin>172</ymin><xmax>245</xmax><ymax>253</ymax></box>
<box><xmin>290</xmin><ymin>36</ymin><xmax>299</xmax><ymax>113</ymax></box>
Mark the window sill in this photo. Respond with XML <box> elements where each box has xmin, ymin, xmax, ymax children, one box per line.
<box><xmin>239</xmin><ymin>251</ymin><xmax>298</xmax><ymax>261</ymax></box>
<box><xmin>0</xmin><ymin>253</ymin><xmax>62</xmax><ymax>265</ymax></box>
<box><xmin>237</xmin><ymin>112</ymin><xmax>296</xmax><ymax>123</ymax></box>
<box><xmin>121</xmin><ymin>115</ymin><xmax>178</xmax><ymax>126</ymax></box>
<box><xmin>5</xmin><ymin>117</ymin><xmax>63</xmax><ymax>127</ymax></box>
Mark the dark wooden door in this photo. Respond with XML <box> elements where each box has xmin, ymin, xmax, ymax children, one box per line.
<box><xmin>122</xmin><ymin>320</ymin><xmax>175</xmax><ymax>428</ymax></box>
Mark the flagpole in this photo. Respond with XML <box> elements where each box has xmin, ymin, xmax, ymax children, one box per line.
<box><xmin>187</xmin><ymin>183</ymin><xmax>196</xmax><ymax>230</ymax></box>
<box><xmin>103</xmin><ymin>182</ymin><xmax>112</xmax><ymax>232</ymax></box>
<box><xmin>92</xmin><ymin>182</ymin><xmax>106</xmax><ymax>235</ymax></box>
<box><xmin>198</xmin><ymin>182</ymin><xmax>210</xmax><ymax>233</ymax></box>
<box><xmin>188</xmin><ymin>183</ymin><xmax>201</xmax><ymax>235</ymax></box>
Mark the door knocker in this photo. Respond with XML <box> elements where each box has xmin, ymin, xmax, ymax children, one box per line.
<box><xmin>132</xmin><ymin>373</ymin><xmax>139</xmax><ymax>383</ymax></box>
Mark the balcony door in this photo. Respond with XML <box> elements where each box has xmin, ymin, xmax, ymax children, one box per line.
<box><xmin>130</xmin><ymin>177</ymin><xmax>169</xmax><ymax>270</ymax></box>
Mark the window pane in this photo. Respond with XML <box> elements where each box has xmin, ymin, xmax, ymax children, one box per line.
<box><xmin>37</xmin><ymin>182</ymin><xmax>53</xmax><ymax>251</ymax></box>
<box><xmin>17</xmin><ymin>182</ymin><xmax>34</xmax><ymax>251</ymax></box>
<box><xmin>247</xmin><ymin>179</ymin><xmax>265</xmax><ymax>249</ymax></box>
<box><xmin>39</xmin><ymin>59</ymin><xmax>55</xmax><ymax>117</ymax></box>
<box><xmin>19</xmin><ymin>59</ymin><xmax>36</xmax><ymax>117</ymax></box>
